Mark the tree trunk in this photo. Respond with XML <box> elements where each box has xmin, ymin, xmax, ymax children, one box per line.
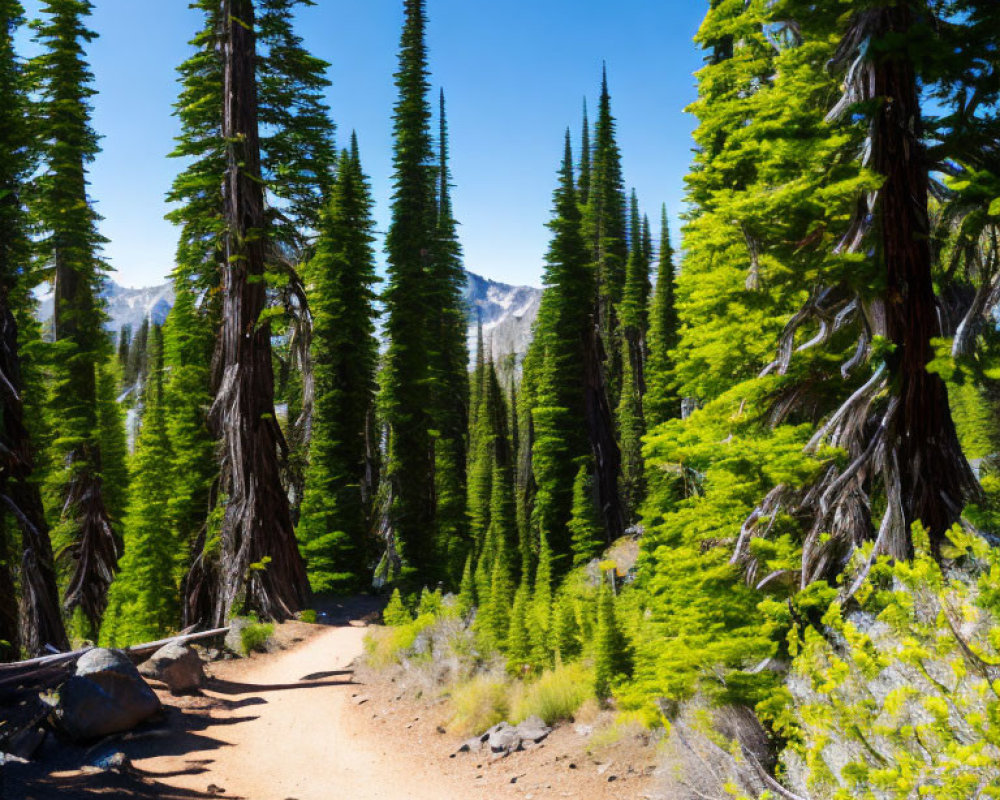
<box><xmin>206</xmin><ymin>0</ymin><xmax>308</xmax><ymax>624</ymax></box>
<box><xmin>0</xmin><ymin>297</ymin><xmax>69</xmax><ymax>657</ymax></box>
<box><xmin>873</xmin><ymin>2</ymin><xmax>978</xmax><ymax>558</ymax></box>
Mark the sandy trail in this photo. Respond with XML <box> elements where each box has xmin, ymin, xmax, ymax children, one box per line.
<box><xmin>137</xmin><ymin>625</ymin><xmax>465</xmax><ymax>800</ymax></box>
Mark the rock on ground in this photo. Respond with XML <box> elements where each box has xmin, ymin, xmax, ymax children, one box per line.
<box><xmin>47</xmin><ymin>648</ymin><xmax>161</xmax><ymax>742</ymax></box>
<box><xmin>139</xmin><ymin>643</ymin><xmax>205</xmax><ymax>694</ymax></box>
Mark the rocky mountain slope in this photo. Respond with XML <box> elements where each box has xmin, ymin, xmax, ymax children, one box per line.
<box><xmin>38</xmin><ymin>272</ymin><xmax>541</xmax><ymax>363</ymax></box>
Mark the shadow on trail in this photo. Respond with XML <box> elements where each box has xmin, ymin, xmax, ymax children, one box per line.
<box><xmin>207</xmin><ymin>675</ymin><xmax>355</xmax><ymax>695</ymax></box>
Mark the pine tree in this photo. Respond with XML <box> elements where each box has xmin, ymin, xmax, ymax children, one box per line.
<box><xmin>618</xmin><ymin>191</ymin><xmax>651</xmax><ymax>520</ymax></box>
<box><xmin>32</xmin><ymin>0</ymin><xmax>118</xmax><ymax>635</ymax></box>
<box><xmin>166</xmin><ymin>0</ymin><xmax>337</xmax><ymax>603</ymax></box>
<box><xmin>100</xmin><ymin>329</ymin><xmax>177</xmax><ymax>646</ymax></box>
<box><xmin>578</xmin><ymin>99</ymin><xmax>591</xmax><ymax>206</ymax></box>
<box><xmin>529</xmin><ymin>132</ymin><xmax>600</xmax><ymax>576</ymax></box>
<box><xmin>298</xmin><ymin>141</ymin><xmax>380</xmax><ymax>593</ymax></box>
<box><xmin>0</xmin><ymin>0</ymin><xmax>67</xmax><ymax>658</ymax></box>
<box><xmin>594</xmin><ymin>577</ymin><xmax>631</xmax><ymax>699</ymax></box>
<box><xmin>380</xmin><ymin>0</ymin><xmax>464</xmax><ymax>583</ymax></box>
<box><xmin>644</xmin><ymin>206</ymin><xmax>679</xmax><ymax>427</ymax></box>
<box><xmin>456</xmin><ymin>552</ymin><xmax>475</xmax><ymax>618</ymax></box>
<box><xmin>97</xmin><ymin>360</ymin><xmax>128</xmax><ymax>525</ymax></box>
<box><xmin>528</xmin><ymin>527</ymin><xmax>553</xmax><ymax>669</ymax></box>
<box><xmin>428</xmin><ymin>89</ymin><xmax>470</xmax><ymax>579</ymax></box>
<box><xmin>568</xmin><ymin>464</ymin><xmax>603</xmax><ymax>566</ymax></box>
<box><xmin>506</xmin><ymin>581</ymin><xmax>531</xmax><ymax>674</ymax></box>
<box><xmin>190</xmin><ymin>0</ymin><xmax>308</xmax><ymax>625</ymax></box>
<box><xmin>584</xmin><ymin>67</ymin><xmax>628</xmax><ymax>405</ymax></box>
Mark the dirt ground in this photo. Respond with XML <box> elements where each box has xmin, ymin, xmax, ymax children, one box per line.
<box><xmin>2</xmin><ymin>599</ymin><xmax>659</xmax><ymax>800</ymax></box>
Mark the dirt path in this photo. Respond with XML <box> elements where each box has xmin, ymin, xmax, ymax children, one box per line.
<box><xmin>137</xmin><ymin>625</ymin><xmax>467</xmax><ymax>800</ymax></box>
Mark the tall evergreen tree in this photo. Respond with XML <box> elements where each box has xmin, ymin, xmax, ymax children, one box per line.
<box><xmin>31</xmin><ymin>0</ymin><xmax>118</xmax><ymax>635</ymax></box>
<box><xmin>644</xmin><ymin>206</ymin><xmax>679</xmax><ymax>427</ymax></box>
<box><xmin>584</xmin><ymin>67</ymin><xmax>629</xmax><ymax>405</ymax></box>
<box><xmin>186</xmin><ymin>0</ymin><xmax>308</xmax><ymax>625</ymax></box>
<box><xmin>618</xmin><ymin>190</ymin><xmax>651</xmax><ymax>520</ymax></box>
<box><xmin>100</xmin><ymin>325</ymin><xmax>177</xmax><ymax>646</ymax></box>
<box><xmin>298</xmin><ymin>141</ymin><xmax>380</xmax><ymax>593</ymax></box>
<box><xmin>380</xmin><ymin>0</ymin><xmax>450</xmax><ymax>582</ymax></box>
<box><xmin>578</xmin><ymin>99</ymin><xmax>591</xmax><ymax>206</ymax></box>
<box><xmin>0</xmin><ymin>0</ymin><xmax>67</xmax><ymax>658</ymax></box>
<box><xmin>428</xmin><ymin>89</ymin><xmax>470</xmax><ymax>578</ymax></box>
<box><xmin>529</xmin><ymin>133</ymin><xmax>596</xmax><ymax>575</ymax></box>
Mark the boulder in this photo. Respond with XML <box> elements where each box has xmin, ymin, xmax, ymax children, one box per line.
<box><xmin>487</xmin><ymin>722</ymin><xmax>523</xmax><ymax>756</ymax></box>
<box><xmin>47</xmin><ymin>649</ymin><xmax>161</xmax><ymax>742</ymax></box>
<box><xmin>515</xmin><ymin>715</ymin><xmax>552</xmax><ymax>745</ymax></box>
<box><xmin>138</xmin><ymin>642</ymin><xmax>205</xmax><ymax>694</ymax></box>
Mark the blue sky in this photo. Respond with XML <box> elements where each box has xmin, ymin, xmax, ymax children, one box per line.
<box><xmin>20</xmin><ymin>1</ymin><xmax>706</xmax><ymax>289</ymax></box>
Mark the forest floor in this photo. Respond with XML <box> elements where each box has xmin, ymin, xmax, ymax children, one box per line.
<box><xmin>3</xmin><ymin>598</ymin><xmax>658</xmax><ymax>800</ymax></box>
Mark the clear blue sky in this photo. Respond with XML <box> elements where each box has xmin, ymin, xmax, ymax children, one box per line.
<box><xmin>20</xmin><ymin>1</ymin><xmax>706</xmax><ymax>289</ymax></box>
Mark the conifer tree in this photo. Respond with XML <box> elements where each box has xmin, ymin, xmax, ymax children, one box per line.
<box><xmin>380</xmin><ymin>0</ymin><xmax>467</xmax><ymax>583</ymax></box>
<box><xmin>97</xmin><ymin>360</ymin><xmax>128</xmax><ymax>524</ymax></box>
<box><xmin>506</xmin><ymin>581</ymin><xmax>531</xmax><ymax>674</ymax></box>
<box><xmin>457</xmin><ymin>552</ymin><xmax>475</xmax><ymax>618</ymax></box>
<box><xmin>584</xmin><ymin>67</ymin><xmax>629</xmax><ymax>404</ymax></box>
<box><xmin>528</xmin><ymin>527</ymin><xmax>554</xmax><ymax>668</ymax></box>
<box><xmin>568</xmin><ymin>464</ymin><xmax>603</xmax><ymax>566</ymax></box>
<box><xmin>32</xmin><ymin>0</ymin><xmax>118</xmax><ymax>634</ymax></box>
<box><xmin>187</xmin><ymin>0</ymin><xmax>308</xmax><ymax>625</ymax></box>
<box><xmin>529</xmin><ymin>135</ymin><xmax>591</xmax><ymax>574</ymax></box>
<box><xmin>578</xmin><ymin>99</ymin><xmax>591</xmax><ymax>206</ymax></box>
<box><xmin>594</xmin><ymin>578</ymin><xmax>631</xmax><ymax>699</ymax></box>
<box><xmin>298</xmin><ymin>141</ymin><xmax>380</xmax><ymax>593</ymax></box>
<box><xmin>0</xmin><ymin>0</ymin><xmax>67</xmax><ymax>657</ymax></box>
<box><xmin>644</xmin><ymin>206</ymin><xmax>679</xmax><ymax>427</ymax></box>
<box><xmin>618</xmin><ymin>191</ymin><xmax>651</xmax><ymax>519</ymax></box>
<box><xmin>100</xmin><ymin>328</ymin><xmax>177</xmax><ymax>646</ymax></box>
<box><xmin>428</xmin><ymin>89</ymin><xmax>470</xmax><ymax>577</ymax></box>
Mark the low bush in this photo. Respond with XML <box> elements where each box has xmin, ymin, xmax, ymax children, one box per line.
<box><xmin>511</xmin><ymin>662</ymin><xmax>594</xmax><ymax>725</ymax></box>
<box><xmin>448</xmin><ymin>673</ymin><xmax>513</xmax><ymax>736</ymax></box>
<box><xmin>240</xmin><ymin>620</ymin><xmax>274</xmax><ymax>654</ymax></box>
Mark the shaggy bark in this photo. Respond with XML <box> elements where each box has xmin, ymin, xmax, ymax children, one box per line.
<box><xmin>737</xmin><ymin>1</ymin><xmax>979</xmax><ymax>586</ymax></box>
<box><xmin>193</xmin><ymin>0</ymin><xmax>308</xmax><ymax>625</ymax></box>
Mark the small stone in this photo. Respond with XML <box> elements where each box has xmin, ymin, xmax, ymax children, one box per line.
<box><xmin>353</xmin><ymin>695</ymin><xmax>370</xmax><ymax>705</ymax></box>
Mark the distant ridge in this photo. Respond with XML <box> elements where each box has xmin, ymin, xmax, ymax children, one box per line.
<box><xmin>37</xmin><ymin>271</ymin><xmax>542</xmax><ymax>364</ymax></box>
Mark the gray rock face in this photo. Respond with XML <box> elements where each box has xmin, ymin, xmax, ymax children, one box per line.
<box><xmin>49</xmin><ymin>649</ymin><xmax>161</xmax><ymax>742</ymax></box>
<box><xmin>138</xmin><ymin>642</ymin><xmax>204</xmax><ymax>694</ymax></box>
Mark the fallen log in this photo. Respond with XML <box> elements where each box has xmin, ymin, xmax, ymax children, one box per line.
<box><xmin>0</xmin><ymin>627</ymin><xmax>230</xmax><ymax>693</ymax></box>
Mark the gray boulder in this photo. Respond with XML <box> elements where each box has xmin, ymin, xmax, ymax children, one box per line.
<box><xmin>515</xmin><ymin>715</ymin><xmax>552</xmax><ymax>745</ymax></box>
<box><xmin>138</xmin><ymin>642</ymin><xmax>205</xmax><ymax>694</ymax></box>
<box><xmin>487</xmin><ymin>722</ymin><xmax>523</xmax><ymax>756</ymax></box>
<box><xmin>47</xmin><ymin>649</ymin><xmax>161</xmax><ymax>742</ymax></box>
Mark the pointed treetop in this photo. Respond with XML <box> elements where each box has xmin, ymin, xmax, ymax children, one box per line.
<box><xmin>349</xmin><ymin>129</ymin><xmax>360</xmax><ymax>164</ymax></box>
<box><xmin>579</xmin><ymin>98</ymin><xmax>591</xmax><ymax>203</ymax></box>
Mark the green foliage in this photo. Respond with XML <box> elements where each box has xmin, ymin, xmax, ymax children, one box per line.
<box><xmin>383</xmin><ymin>588</ymin><xmax>412</xmax><ymax>627</ymax></box>
<box><xmin>528</xmin><ymin>133</ymin><xmax>594</xmax><ymax>576</ymax></box>
<box><xmin>594</xmin><ymin>579</ymin><xmax>632</xmax><ymax>699</ymax></box>
<box><xmin>568</xmin><ymin>464</ymin><xmax>603</xmax><ymax>567</ymax></box>
<box><xmin>779</xmin><ymin>527</ymin><xmax>1000</xmax><ymax>798</ymax></box>
<box><xmin>511</xmin><ymin>662</ymin><xmax>595</xmax><ymax>726</ymax></box>
<box><xmin>239</xmin><ymin>618</ymin><xmax>275</xmax><ymax>656</ymax></box>
<box><xmin>506</xmin><ymin>582</ymin><xmax>531</xmax><ymax>675</ymax></box>
<box><xmin>297</xmin><ymin>144</ymin><xmax>380</xmax><ymax>594</ymax></box>
<box><xmin>100</xmin><ymin>375</ymin><xmax>177</xmax><ymax>648</ymax></box>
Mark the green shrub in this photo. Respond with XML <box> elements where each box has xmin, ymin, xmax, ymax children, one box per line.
<box><xmin>363</xmin><ymin>612</ymin><xmax>436</xmax><ymax>668</ymax></box>
<box><xmin>240</xmin><ymin>621</ymin><xmax>274</xmax><ymax>654</ymax></box>
<box><xmin>449</xmin><ymin>674</ymin><xmax>512</xmax><ymax>736</ymax></box>
<box><xmin>511</xmin><ymin>662</ymin><xmax>594</xmax><ymax>725</ymax></box>
<box><xmin>383</xmin><ymin>588</ymin><xmax>412</xmax><ymax>626</ymax></box>
<box><xmin>299</xmin><ymin>609</ymin><xmax>318</xmax><ymax>624</ymax></box>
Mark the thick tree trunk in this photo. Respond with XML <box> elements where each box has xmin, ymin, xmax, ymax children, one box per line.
<box><xmin>873</xmin><ymin>2</ymin><xmax>977</xmax><ymax>559</ymax></box>
<box><xmin>0</xmin><ymin>298</ymin><xmax>69</xmax><ymax>657</ymax></box>
<box><xmin>206</xmin><ymin>0</ymin><xmax>308</xmax><ymax>625</ymax></box>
